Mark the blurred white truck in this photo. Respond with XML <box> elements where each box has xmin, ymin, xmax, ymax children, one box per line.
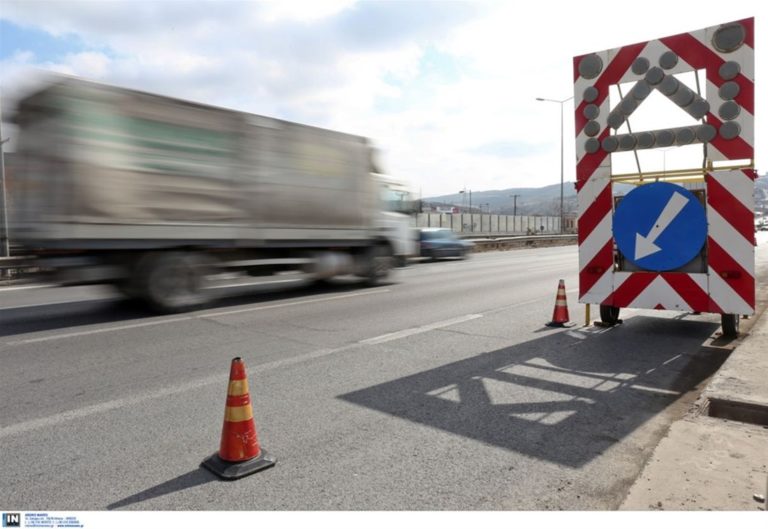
<box><xmin>9</xmin><ymin>76</ymin><xmax>417</xmax><ymax>311</ymax></box>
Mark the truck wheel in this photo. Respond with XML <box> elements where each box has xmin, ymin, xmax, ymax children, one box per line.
<box><xmin>721</xmin><ymin>313</ymin><xmax>740</xmax><ymax>338</ymax></box>
<box><xmin>363</xmin><ymin>245</ymin><xmax>393</xmax><ymax>285</ymax></box>
<box><xmin>114</xmin><ymin>278</ymin><xmax>141</xmax><ymax>299</ymax></box>
<box><xmin>136</xmin><ymin>252</ymin><xmax>213</xmax><ymax>313</ymax></box>
<box><xmin>599</xmin><ymin>304</ymin><xmax>621</xmax><ymax>325</ymax></box>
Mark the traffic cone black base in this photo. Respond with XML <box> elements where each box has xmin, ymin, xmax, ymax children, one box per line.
<box><xmin>201</xmin><ymin>448</ymin><xmax>276</xmax><ymax>481</ymax></box>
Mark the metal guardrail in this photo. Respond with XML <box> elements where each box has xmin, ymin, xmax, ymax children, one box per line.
<box><xmin>0</xmin><ymin>255</ymin><xmax>44</xmax><ymax>283</ymax></box>
<box><xmin>466</xmin><ymin>234</ymin><xmax>577</xmax><ymax>252</ymax></box>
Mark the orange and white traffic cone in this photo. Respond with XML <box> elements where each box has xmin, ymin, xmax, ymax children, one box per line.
<box><xmin>201</xmin><ymin>357</ymin><xmax>276</xmax><ymax>480</ymax></box>
<box><xmin>546</xmin><ymin>279</ymin><xmax>570</xmax><ymax>327</ymax></box>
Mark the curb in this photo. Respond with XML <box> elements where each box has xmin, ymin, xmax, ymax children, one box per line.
<box><xmin>620</xmin><ymin>292</ymin><xmax>768</xmax><ymax>510</ymax></box>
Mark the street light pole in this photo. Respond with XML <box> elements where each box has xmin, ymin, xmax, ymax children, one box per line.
<box><xmin>536</xmin><ymin>96</ymin><xmax>573</xmax><ymax>234</ymax></box>
<box><xmin>660</xmin><ymin>147</ymin><xmax>674</xmax><ymax>176</ymax></box>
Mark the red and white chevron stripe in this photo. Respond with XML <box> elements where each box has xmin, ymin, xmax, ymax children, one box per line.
<box><xmin>574</xmin><ymin>18</ymin><xmax>755</xmax><ymax>315</ymax></box>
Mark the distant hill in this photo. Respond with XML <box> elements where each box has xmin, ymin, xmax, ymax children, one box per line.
<box><xmin>423</xmin><ymin>182</ymin><xmax>579</xmax><ymax>216</ymax></box>
<box><xmin>424</xmin><ymin>174</ymin><xmax>767</xmax><ymax>216</ymax></box>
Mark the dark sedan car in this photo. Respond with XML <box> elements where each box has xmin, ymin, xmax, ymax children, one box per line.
<box><xmin>418</xmin><ymin>228</ymin><xmax>474</xmax><ymax>260</ymax></box>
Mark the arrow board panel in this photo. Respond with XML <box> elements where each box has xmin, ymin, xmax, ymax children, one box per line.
<box><xmin>613</xmin><ymin>182</ymin><xmax>706</xmax><ymax>271</ymax></box>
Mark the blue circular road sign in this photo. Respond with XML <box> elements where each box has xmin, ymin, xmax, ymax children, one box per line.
<box><xmin>613</xmin><ymin>182</ymin><xmax>707</xmax><ymax>271</ymax></box>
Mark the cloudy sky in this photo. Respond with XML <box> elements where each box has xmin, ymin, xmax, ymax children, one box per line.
<box><xmin>0</xmin><ymin>0</ymin><xmax>763</xmax><ymax>197</ymax></box>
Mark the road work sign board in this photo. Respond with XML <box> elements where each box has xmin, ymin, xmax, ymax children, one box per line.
<box><xmin>574</xmin><ymin>18</ymin><xmax>755</xmax><ymax>315</ymax></box>
<box><xmin>613</xmin><ymin>182</ymin><xmax>707</xmax><ymax>272</ymax></box>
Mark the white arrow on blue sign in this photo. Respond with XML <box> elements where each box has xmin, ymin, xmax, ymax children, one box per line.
<box><xmin>613</xmin><ymin>182</ymin><xmax>707</xmax><ymax>271</ymax></box>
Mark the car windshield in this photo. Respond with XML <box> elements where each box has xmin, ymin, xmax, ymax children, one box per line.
<box><xmin>422</xmin><ymin>230</ymin><xmax>455</xmax><ymax>240</ymax></box>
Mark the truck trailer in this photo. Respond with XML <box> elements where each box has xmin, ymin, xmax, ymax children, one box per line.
<box><xmin>8</xmin><ymin>76</ymin><xmax>415</xmax><ymax>311</ymax></box>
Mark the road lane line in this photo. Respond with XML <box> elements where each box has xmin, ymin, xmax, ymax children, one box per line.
<box><xmin>5</xmin><ymin>288</ymin><xmax>390</xmax><ymax>345</ymax></box>
<box><xmin>358</xmin><ymin>314</ymin><xmax>483</xmax><ymax>345</ymax></box>
<box><xmin>628</xmin><ymin>384</ymin><xmax>681</xmax><ymax>396</ymax></box>
<box><xmin>7</xmin><ymin>316</ymin><xmax>194</xmax><ymax>345</ymax></box>
<box><xmin>0</xmin><ymin>372</ymin><xmax>227</xmax><ymax>440</ymax></box>
<box><xmin>0</xmin><ymin>284</ymin><xmax>50</xmax><ymax>292</ymax></box>
<box><xmin>2</xmin><ymin>310</ymin><xmax>485</xmax><ymax>438</ymax></box>
<box><xmin>200</xmin><ymin>288</ymin><xmax>389</xmax><ymax>318</ymax></box>
<box><xmin>0</xmin><ymin>291</ymin><xmax>558</xmax><ymax>438</ymax></box>
<box><xmin>663</xmin><ymin>354</ymin><xmax>683</xmax><ymax>366</ymax></box>
<box><xmin>1</xmin><ymin>297</ymin><xmax>120</xmax><ymax>312</ymax></box>
<box><xmin>0</xmin><ymin>342</ymin><xmax>363</xmax><ymax>439</ymax></box>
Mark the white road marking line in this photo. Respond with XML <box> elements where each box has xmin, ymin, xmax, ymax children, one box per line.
<box><xmin>629</xmin><ymin>384</ymin><xmax>681</xmax><ymax>396</ymax></box>
<box><xmin>359</xmin><ymin>314</ymin><xmax>483</xmax><ymax>345</ymax></box>
<box><xmin>0</xmin><ymin>288</ymin><xmax>569</xmax><ymax>437</ymax></box>
<box><xmin>663</xmin><ymin>354</ymin><xmax>683</xmax><ymax>365</ymax></box>
<box><xmin>0</xmin><ymin>284</ymin><xmax>50</xmax><ymax>292</ymax></box>
<box><xmin>200</xmin><ymin>288</ymin><xmax>389</xmax><ymax>318</ymax></box>
<box><xmin>5</xmin><ymin>288</ymin><xmax>390</xmax><ymax>345</ymax></box>
<box><xmin>566</xmin><ymin>330</ymin><xmax>588</xmax><ymax>340</ymax></box>
<box><xmin>0</xmin><ymin>372</ymin><xmax>227</xmax><ymax>440</ymax></box>
<box><xmin>0</xmin><ymin>341</ymin><xmax>365</xmax><ymax>439</ymax></box>
<box><xmin>2</xmin><ymin>309</ymin><xmax>488</xmax><ymax>438</ymax></box>
<box><xmin>0</xmin><ymin>297</ymin><xmax>120</xmax><ymax>312</ymax></box>
<box><xmin>7</xmin><ymin>316</ymin><xmax>194</xmax><ymax>345</ymax></box>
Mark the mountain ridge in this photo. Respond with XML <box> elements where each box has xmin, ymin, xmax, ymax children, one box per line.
<box><xmin>423</xmin><ymin>174</ymin><xmax>767</xmax><ymax>215</ymax></box>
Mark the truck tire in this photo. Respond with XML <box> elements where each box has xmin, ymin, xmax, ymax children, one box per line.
<box><xmin>721</xmin><ymin>313</ymin><xmax>740</xmax><ymax>338</ymax></box>
<box><xmin>135</xmin><ymin>252</ymin><xmax>214</xmax><ymax>313</ymax></box>
<box><xmin>362</xmin><ymin>244</ymin><xmax>393</xmax><ymax>286</ymax></box>
<box><xmin>113</xmin><ymin>278</ymin><xmax>141</xmax><ymax>300</ymax></box>
<box><xmin>599</xmin><ymin>304</ymin><xmax>621</xmax><ymax>325</ymax></box>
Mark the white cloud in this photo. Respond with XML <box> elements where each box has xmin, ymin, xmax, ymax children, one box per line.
<box><xmin>256</xmin><ymin>0</ymin><xmax>356</xmax><ymax>23</ymax></box>
<box><xmin>65</xmin><ymin>51</ymin><xmax>111</xmax><ymax>78</ymax></box>
<box><xmin>1</xmin><ymin>0</ymin><xmax>765</xmax><ymax>196</ymax></box>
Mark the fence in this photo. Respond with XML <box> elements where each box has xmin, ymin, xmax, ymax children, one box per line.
<box><xmin>416</xmin><ymin>213</ymin><xmax>564</xmax><ymax>235</ymax></box>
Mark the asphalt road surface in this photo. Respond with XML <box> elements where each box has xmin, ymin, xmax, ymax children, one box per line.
<box><xmin>0</xmin><ymin>243</ymin><xmax>755</xmax><ymax>510</ymax></box>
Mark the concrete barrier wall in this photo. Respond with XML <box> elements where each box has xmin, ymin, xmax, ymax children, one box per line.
<box><xmin>416</xmin><ymin>214</ymin><xmax>562</xmax><ymax>234</ymax></box>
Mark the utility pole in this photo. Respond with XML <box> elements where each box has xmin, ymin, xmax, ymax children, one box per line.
<box><xmin>510</xmin><ymin>194</ymin><xmax>520</xmax><ymax>217</ymax></box>
<box><xmin>0</xmin><ymin>93</ymin><xmax>10</xmax><ymax>263</ymax></box>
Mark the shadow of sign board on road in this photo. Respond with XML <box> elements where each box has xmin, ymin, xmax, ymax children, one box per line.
<box><xmin>340</xmin><ymin>317</ymin><xmax>725</xmax><ymax>468</ymax></box>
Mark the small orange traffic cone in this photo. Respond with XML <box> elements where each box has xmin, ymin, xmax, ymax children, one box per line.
<box><xmin>546</xmin><ymin>279</ymin><xmax>570</xmax><ymax>327</ymax></box>
<box><xmin>201</xmin><ymin>357</ymin><xmax>276</xmax><ymax>480</ymax></box>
